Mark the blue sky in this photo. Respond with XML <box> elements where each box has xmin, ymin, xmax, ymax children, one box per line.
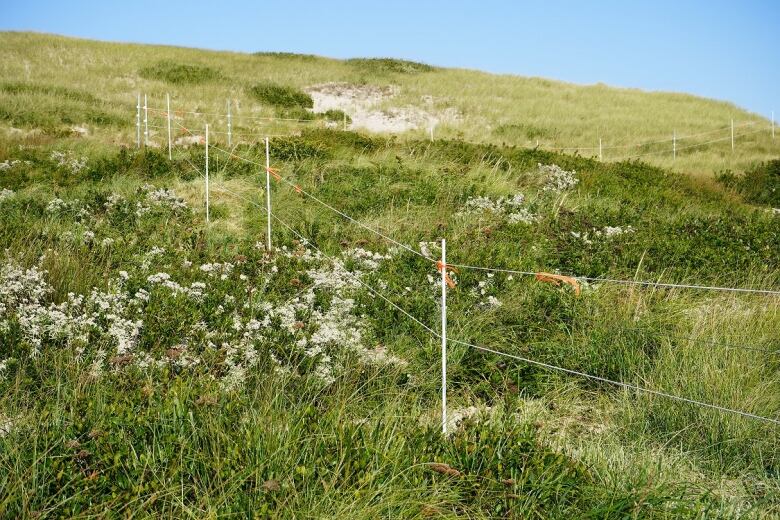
<box><xmin>2</xmin><ymin>0</ymin><xmax>777</xmax><ymax>116</ymax></box>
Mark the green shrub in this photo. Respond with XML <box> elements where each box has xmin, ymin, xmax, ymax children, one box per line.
<box><xmin>346</xmin><ymin>58</ymin><xmax>435</xmax><ymax>74</ymax></box>
<box><xmin>265</xmin><ymin>136</ymin><xmax>328</xmax><ymax>161</ymax></box>
<box><xmin>247</xmin><ymin>82</ymin><xmax>313</xmax><ymax>109</ymax></box>
<box><xmin>494</xmin><ymin>123</ymin><xmax>556</xmax><ymax>140</ymax></box>
<box><xmin>253</xmin><ymin>51</ymin><xmax>321</xmax><ymax>61</ymax></box>
<box><xmin>716</xmin><ymin>159</ymin><xmax>780</xmax><ymax>207</ymax></box>
<box><xmin>300</xmin><ymin>128</ymin><xmax>381</xmax><ymax>153</ymax></box>
<box><xmin>0</xmin><ymin>82</ymin><xmax>100</xmax><ymax>104</ymax></box>
<box><xmin>319</xmin><ymin>109</ymin><xmax>351</xmax><ymax>124</ymax></box>
<box><xmin>138</xmin><ymin>61</ymin><xmax>221</xmax><ymax>84</ymax></box>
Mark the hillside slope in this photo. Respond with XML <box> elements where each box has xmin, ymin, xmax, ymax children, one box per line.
<box><xmin>0</xmin><ymin>31</ymin><xmax>776</xmax><ymax>175</ymax></box>
<box><xmin>0</xmin><ymin>32</ymin><xmax>779</xmax><ymax>518</ymax></box>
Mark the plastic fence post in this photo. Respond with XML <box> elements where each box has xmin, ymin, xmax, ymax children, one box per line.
<box><xmin>265</xmin><ymin>137</ymin><xmax>272</xmax><ymax>251</ymax></box>
<box><xmin>731</xmin><ymin>119</ymin><xmax>734</xmax><ymax>151</ymax></box>
<box><xmin>599</xmin><ymin>138</ymin><xmax>602</xmax><ymax>161</ymax></box>
<box><xmin>227</xmin><ymin>100</ymin><xmax>232</xmax><ymax>146</ymax></box>
<box><xmin>205</xmin><ymin>124</ymin><xmax>209</xmax><ymax>224</ymax></box>
<box><xmin>441</xmin><ymin>238</ymin><xmax>448</xmax><ymax>436</ymax></box>
<box><xmin>136</xmin><ymin>93</ymin><xmax>141</xmax><ymax>149</ymax></box>
<box><xmin>166</xmin><ymin>93</ymin><xmax>172</xmax><ymax>160</ymax></box>
<box><xmin>143</xmin><ymin>94</ymin><xmax>148</xmax><ymax>147</ymax></box>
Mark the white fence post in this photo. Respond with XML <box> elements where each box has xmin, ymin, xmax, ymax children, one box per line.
<box><xmin>673</xmin><ymin>130</ymin><xmax>676</xmax><ymax>160</ymax></box>
<box><xmin>136</xmin><ymin>93</ymin><xmax>141</xmax><ymax>149</ymax></box>
<box><xmin>598</xmin><ymin>138</ymin><xmax>602</xmax><ymax>161</ymax></box>
<box><xmin>430</xmin><ymin>125</ymin><xmax>435</xmax><ymax>142</ymax></box>
<box><xmin>205</xmin><ymin>124</ymin><xmax>209</xmax><ymax>224</ymax></box>
<box><xmin>265</xmin><ymin>136</ymin><xmax>272</xmax><ymax>251</ymax></box>
<box><xmin>441</xmin><ymin>238</ymin><xmax>448</xmax><ymax>436</ymax></box>
<box><xmin>772</xmin><ymin>111</ymin><xmax>775</xmax><ymax>140</ymax></box>
<box><xmin>731</xmin><ymin>119</ymin><xmax>734</xmax><ymax>151</ymax></box>
<box><xmin>227</xmin><ymin>100</ymin><xmax>232</xmax><ymax>147</ymax></box>
<box><xmin>143</xmin><ymin>94</ymin><xmax>148</xmax><ymax>147</ymax></box>
<box><xmin>166</xmin><ymin>93</ymin><xmax>172</xmax><ymax>160</ymax></box>
<box><xmin>343</xmin><ymin>112</ymin><xmax>347</xmax><ymax>131</ymax></box>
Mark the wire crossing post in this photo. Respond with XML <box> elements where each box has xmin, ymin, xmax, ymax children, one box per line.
<box><xmin>136</xmin><ymin>93</ymin><xmax>141</xmax><ymax>149</ymax></box>
<box><xmin>166</xmin><ymin>93</ymin><xmax>172</xmax><ymax>160</ymax></box>
<box><xmin>731</xmin><ymin>118</ymin><xmax>734</xmax><ymax>151</ymax></box>
<box><xmin>205</xmin><ymin>124</ymin><xmax>210</xmax><ymax>224</ymax></box>
<box><xmin>265</xmin><ymin>137</ymin><xmax>272</xmax><ymax>251</ymax></box>
<box><xmin>673</xmin><ymin>130</ymin><xmax>676</xmax><ymax>160</ymax></box>
<box><xmin>227</xmin><ymin>100</ymin><xmax>232</xmax><ymax>146</ymax></box>
<box><xmin>143</xmin><ymin>94</ymin><xmax>148</xmax><ymax>147</ymax></box>
<box><xmin>441</xmin><ymin>238</ymin><xmax>448</xmax><ymax>436</ymax></box>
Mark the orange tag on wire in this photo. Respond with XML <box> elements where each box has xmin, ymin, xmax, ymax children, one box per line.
<box><xmin>436</xmin><ymin>261</ymin><xmax>458</xmax><ymax>289</ymax></box>
<box><xmin>266</xmin><ymin>167</ymin><xmax>281</xmax><ymax>181</ymax></box>
<box><xmin>294</xmin><ymin>184</ymin><xmax>302</xmax><ymax>194</ymax></box>
<box><xmin>535</xmin><ymin>272</ymin><xmax>581</xmax><ymax>296</ymax></box>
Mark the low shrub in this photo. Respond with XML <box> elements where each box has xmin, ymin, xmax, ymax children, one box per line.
<box><xmin>247</xmin><ymin>82</ymin><xmax>313</xmax><ymax>109</ymax></box>
<box><xmin>346</xmin><ymin>58</ymin><xmax>435</xmax><ymax>74</ymax></box>
<box><xmin>717</xmin><ymin>159</ymin><xmax>780</xmax><ymax>207</ymax></box>
<box><xmin>138</xmin><ymin>61</ymin><xmax>221</xmax><ymax>84</ymax></box>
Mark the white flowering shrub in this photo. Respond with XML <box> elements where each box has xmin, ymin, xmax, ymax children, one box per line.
<box><xmin>45</xmin><ymin>197</ymin><xmax>68</xmax><ymax>213</ymax></box>
<box><xmin>457</xmin><ymin>193</ymin><xmax>539</xmax><ymax>224</ymax></box>
<box><xmin>571</xmin><ymin>225</ymin><xmax>635</xmax><ymax>245</ymax></box>
<box><xmin>0</xmin><ymin>159</ymin><xmax>31</xmax><ymax>171</ymax></box>
<box><xmin>0</xmin><ymin>241</ymin><xmax>407</xmax><ymax>390</ymax></box>
<box><xmin>50</xmin><ymin>150</ymin><xmax>87</xmax><ymax>174</ymax></box>
<box><xmin>540</xmin><ymin>163</ymin><xmax>578</xmax><ymax>193</ymax></box>
<box><xmin>0</xmin><ymin>188</ymin><xmax>15</xmax><ymax>203</ymax></box>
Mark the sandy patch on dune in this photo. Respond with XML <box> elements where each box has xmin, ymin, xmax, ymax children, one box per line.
<box><xmin>305</xmin><ymin>82</ymin><xmax>459</xmax><ymax>134</ymax></box>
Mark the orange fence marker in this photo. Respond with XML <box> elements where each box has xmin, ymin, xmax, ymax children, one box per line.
<box><xmin>535</xmin><ymin>272</ymin><xmax>581</xmax><ymax>296</ymax></box>
<box><xmin>436</xmin><ymin>261</ymin><xmax>458</xmax><ymax>289</ymax></box>
<box><xmin>266</xmin><ymin>167</ymin><xmax>281</xmax><ymax>181</ymax></box>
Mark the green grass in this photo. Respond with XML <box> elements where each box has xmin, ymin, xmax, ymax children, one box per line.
<box><xmin>0</xmin><ymin>31</ymin><xmax>779</xmax><ymax>518</ymax></box>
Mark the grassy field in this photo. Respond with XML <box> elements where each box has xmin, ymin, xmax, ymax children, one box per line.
<box><xmin>0</xmin><ymin>32</ymin><xmax>779</xmax><ymax>518</ymax></box>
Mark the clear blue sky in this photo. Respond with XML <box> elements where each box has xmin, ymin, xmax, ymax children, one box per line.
<box><xmin>2</xmin><ymin>0</ymin><xmax>777</xmax><ymax>116</ymax></box>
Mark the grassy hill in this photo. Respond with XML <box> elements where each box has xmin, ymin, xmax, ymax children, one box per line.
<box><xmin>0</xmin><ymin>32</ymin><xmax>777</xmax><ymax>175</ymax></box>
<box><xmin>0</xmin><ymin>32</ymin><xmax>779</xmax><ymax>518</ymax></box>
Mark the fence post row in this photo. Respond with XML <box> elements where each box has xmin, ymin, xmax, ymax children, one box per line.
<box><xmin>143</xmin><ymin>102</ymin><xmax>780</xmax><ymax>430</ymax></box>
<box><xmin>265</xmin><ymin>136</ymin><xmax>272</xmax><ymax>251</ymax></box>
<box><xmin>441</xmin><ymin>238</ymin><xmax>448</xmax><ymax>436</ymax></box>
<box><xmin>205</xmin><ymin>124</ymin><xmax>210</xmax><ymax>224</ymax></box>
